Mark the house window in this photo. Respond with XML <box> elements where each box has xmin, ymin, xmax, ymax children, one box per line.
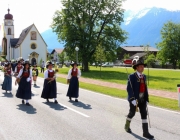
<box><xmin>31</xmin><ymin>31</ymin><xmax>37</xmax><ymax>40</ymax></box>
<box><xmin>8</xmin><ymin>28</ymin><xmax>11</xmax><ymax>35</ymax></box>
<box><xmin>31</xmin><ymin>43</ymin><xmax>36</xmax><ymax>49</ymax></box>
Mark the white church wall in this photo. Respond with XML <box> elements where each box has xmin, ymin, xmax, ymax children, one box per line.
<box><xmin>21</xmin><ymin>25</ymin><xmax>47</xmax><ymax>65</ymax></box>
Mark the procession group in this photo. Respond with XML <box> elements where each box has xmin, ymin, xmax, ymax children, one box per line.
<box><xmin>1</xmin><ymin>58</ymin><xmax>81</xmax><ymax>106</ymax></box>
<box><xmin>1</xmin><ymin>57</ymin><xmax>155</xmax><ymax>139</ymax></box>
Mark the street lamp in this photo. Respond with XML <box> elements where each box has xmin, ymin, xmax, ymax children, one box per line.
<box><xmin>75</xmin><ymin>46</ymin><xmax>79</xmax><ymax>63</ymax></box>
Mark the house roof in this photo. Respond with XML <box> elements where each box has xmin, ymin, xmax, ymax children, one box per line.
<box><xmin>15</xmin><ymin>24</ymin><xmax>33</xmax><ymax>48</ymax></box>
<box><xmin>130</xmin><ymin>53</ymin><xmax>147</xmax><ymax>59</ymax></box>
<box><xmin>10</xmin><ymin>38</ymin><xmax>19</xmax><ymax>47</ymax></box>
<box><xmin>51</xmin><ymin>48</ymin><xmax>64</xmax><ymax>54</ymax></box>
<box><xmin>15</xmin><ymin>24</ymin><xmax>47</xmax><ymax>48</ymax></box>
<box><xmin>122</xmin><ymin>46</ymin><xmax>159</xmax><ymax>52</ymax></box>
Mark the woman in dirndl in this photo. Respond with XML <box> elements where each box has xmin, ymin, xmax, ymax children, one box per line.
<box><xmin>2</xmin><ymin>62</ymin><xmax>13</xmax><ymax>93</ymax></box>
<box><xmin>32</xmin><ymin>64</ymin><xmax>39</xmax><ymax>87</ymax></box>
<box><xmin>41</xmin><ymin>61</ymin><xmax>58</xmax><ymax>104</ymax></box>
<box><xmin>16</xmin><ymin>60</ymin><xmax>32</xmax><ymax>106</ymax></box>
<box><xmin>67</xmin><ymin>61</ymin><xmax>81</xmax><ymax>102</ymax></box>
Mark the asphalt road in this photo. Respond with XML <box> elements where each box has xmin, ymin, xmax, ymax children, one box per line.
<box><xmin>0</xmin><ymin>71</ymin><xmax>180</xmax><ymax>140</ymax></box>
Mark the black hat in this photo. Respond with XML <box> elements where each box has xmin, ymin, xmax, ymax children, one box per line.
<box><xmin>46</xmin><ymin>61</ymin><xmax>53</xmax><ymax>68</ymax></box>
<box><xmin>71</xmin><ymin>61</ymin><xmax>78</xmax><ymax>67</ymax></box>
<box><xmin>23</xmin><ymin>59</ymin><xmax>31</xmax><ymax>66</ymax></box>
<box><xmin>132</xmin><ymin>57</ymin><xmax>146</xmax><ymax>70</ymax></box>
<box><xmin>4</xmin><ymin>62</ymin><xmax>11</xmax><ymax>67</ymax></box>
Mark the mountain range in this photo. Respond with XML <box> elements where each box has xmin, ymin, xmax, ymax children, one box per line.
<box><xmin>41</xmin><ymin>7</ymin><xmax>180</xmax><ymax>51</ymax></box>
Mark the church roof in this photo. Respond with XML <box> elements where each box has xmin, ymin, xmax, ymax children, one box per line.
<box><xmin>15</xmin><ymin>24</ymin><xmax>34</xmax><ymax>48</ymax></box>
<box><xmin>10</xmin><ymin>38</ymin><xmax>19</xmax><ymax>47</ymax></box>
<box><xmin>5</xmin><ymin>9</ymin><xmax>13</xmax><ymax>20</ymax></box>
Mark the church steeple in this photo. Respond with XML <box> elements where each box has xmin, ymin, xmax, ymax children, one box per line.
<box><xmin>4</xmin><ymin>8</ymin><xmax>13</xmax><ymax>20</ymax></box>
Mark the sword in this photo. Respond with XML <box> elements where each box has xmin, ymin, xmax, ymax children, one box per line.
<box><xmin>125</xmin><ymin>66</ymin><xmax>138</xmax><ymax>112</ymax></box>
<box><xmin>147</xmin><ymin>104</ymin><xmax>151</xmax><ymax>128</ymax></box>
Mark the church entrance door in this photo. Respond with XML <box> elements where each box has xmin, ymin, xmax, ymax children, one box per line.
<box><xmin>31</xmin><ymin>58</ymin><xmax>36</xmax><ymax>65</ymax></box>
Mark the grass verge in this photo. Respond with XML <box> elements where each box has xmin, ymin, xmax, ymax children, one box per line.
<box><xmin>38</xmin><ymin>73</ymin><xmax>180</xmax><ymax>111</ymax></box>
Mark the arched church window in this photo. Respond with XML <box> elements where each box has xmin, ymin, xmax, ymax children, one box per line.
<box><xmin>31</xmin><ymin>31</ymin><xmax>37</xmax><ymax>40</ymax></box>
<box><xmin>8</xmin><ymin>28</ymin><xmax>11</xmax><ymax>35</ymax></box>
<box><xmin>31</xmin><ymin>43</ymin><xmax>36</xmax><ymax>49</ymax></box>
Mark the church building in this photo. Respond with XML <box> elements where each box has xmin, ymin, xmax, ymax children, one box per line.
<box><xmin>1</xmin><ymin>9</ymin><xmax>47</xmax><ymax>65</ymax></box>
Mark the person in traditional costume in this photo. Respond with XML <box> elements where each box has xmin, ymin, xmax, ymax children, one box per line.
<box><xmin>41</xmin><ymin>61</ymin><xmax>58</xmax><ymax>104</ymax></box>
<box><xmin>124</xmin><ymin>57</ymin><xmax>154</xmax><ymax>139</ymax></box>
<box><xmin>2</xmin><ymin>62</ymin><xmax>13</xmax><ymax>93</ymax></box>
<box><xmin>16</xmin><ymin>60</ymin><xmax>32</xmax><ymax>106</ymax></box>
<box><xmin>67</xmin><ymin>61</ymin><xmax>81</xmax><ymax>102</ymax></box>
<box><xmin>14</xmin><ymin>61</ymin><xmax>24</xmax><ymax>85</ymax></box>
<box><xmin>32</xmin><ymin>64</ymin><xmax>39</xmax><ymax>87</ymax></box>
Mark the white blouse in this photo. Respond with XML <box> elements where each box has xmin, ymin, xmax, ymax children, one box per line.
<box><xmin>44</xmin><ymin>69</ymin><xmax>54</xmax><ymax>79</ymax></box>
<box><xmin>17</xmin><ymin>69</ymin><xmax>32</xmax><ymax>78</ymax></box>
<box><xmin>67</xmin><ymin>68</ymin><xmax>81</xmax><ymax>79</ymax></box>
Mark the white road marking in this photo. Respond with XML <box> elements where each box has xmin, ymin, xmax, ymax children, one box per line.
<box><xmin>1</xmin><ymin>72</ymin><xmax>180</xmax><ymax>115</ymax></box>
<box><xmin>60</xmin><ymin>103</ymin><xmax>90</xmax><ymax>118</ymax></box>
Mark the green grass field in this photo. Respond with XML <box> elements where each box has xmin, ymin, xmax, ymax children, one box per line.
<box><xmin>58</xmin><ymin>66</ymin><xmax>180</xmax><ymax>92</ymax></box>
<box><xmin>38</xmin><ymin>73</ymin><xmax>180</xmax><ymax>111</ymax></box>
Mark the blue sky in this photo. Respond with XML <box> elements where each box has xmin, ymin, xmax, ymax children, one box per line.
<box><xmin>0</xmin><ymin>0</ymin><xmax>180</xmax><ymax>40</ymax></box>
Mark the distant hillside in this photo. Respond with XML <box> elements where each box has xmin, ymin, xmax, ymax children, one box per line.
<box><xmin>121</xmin><ymin>7</ymin><xmax>180</xmax><ymax>47</ymax></box>
<box><xmin>41</xmin><ymin>7</ymin><xmax>180</xmax><ymax>49</ymax></box>
<box><xmin>41</xmin><ymin>29</ymin><xmax>64</xmax><ymax>49</ymax></box>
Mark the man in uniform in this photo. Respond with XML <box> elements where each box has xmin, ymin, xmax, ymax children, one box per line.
<box><xmin>124</xmin><ymin>57</ymin><xmax>154</xmax><ymax>139</ymax></box>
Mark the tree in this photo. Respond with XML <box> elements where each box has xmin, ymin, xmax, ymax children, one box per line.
<box><xmin>157</xmin><ymin>21</ymin><xmax>180</xmax><ymax>69</ymax></box>
<box><xmin>58</xmin><ymin>52</ymin><xmax>69</xmax><ymax>66</ymax></box>
<box><xmin>51</xmin><ymin>0</ymin><xmax>127</xmax><ymax>71</ymax></box>
<box><xmin>123</xmin><ymin>53</ymin><xmax>130</xmax><ymax>60</ymax></box>
<box><xmin>144</xmin><ymin>54</ymin><xmax>156</xmax><ymax>67</ymax></box>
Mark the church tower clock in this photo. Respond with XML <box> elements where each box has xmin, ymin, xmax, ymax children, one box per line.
<box><xmin>2</xmin><ymin>8</ymin><xmax>14</xmax><ymax>60</ymax></box>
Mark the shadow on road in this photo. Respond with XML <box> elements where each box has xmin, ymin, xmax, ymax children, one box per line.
<box><xmin>1</xmin><ymin>92</ymin><xmax>13</xmax><ymax>98</ymax></box>
<box><xmin>31</xmin><ymin>93</ymin><xmax>39</xmax><ymax>96</ymax></box>
<box><xmin>69</xmin><ymin>100</ymin><xmax>92</xmax><ymax>110</ymax></box>
<box><xmin>33</xmin><ymin>85</ymin><xmax>40</xmax><ymax>88</ymax></box>
<box><xmin>17</xmin><ymin>104</ymin><xmax>37</xmax><ymax>114</ymax></box>
<box><xmin>131</xmin><ymin>132</ymin><xmax>155</xmax><ymax>140</ymax></box>
<box><xmin>43</xmin><ymin>102</ymin><xmax>67</xmax><ymax>111</ymax></box>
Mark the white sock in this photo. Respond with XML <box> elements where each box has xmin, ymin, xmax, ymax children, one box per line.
<box><xmin>54</xmin><ymin>98</ymin><xmax>56</xmax><ymax>101</ymax></box>
<box><xmin>34</xmin><ymin>81</ymin><xmax>36</xmax><ymax>84</ymax></box>
<box><xmin>26</xmin><ymin>100</ymin><xmax>29</xmax><ymax>103</ymax></box>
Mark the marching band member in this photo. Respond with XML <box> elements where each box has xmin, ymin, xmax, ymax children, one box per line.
<box><xmin>32</xmin><ymin>64</ymin><xmax>39</xmax><ymax>86</ymax></box>
<box><xmin>41</xmin><ymin>61</ymin><xmax>58</xmax><ymax>104</ymax></box>
<box><xmin>2</xmin><ymin>62</ymin><xmax>13</xmax><ymax>93</ymax></box>
<box><xmin>16</xmin><ymin>60</ymin><xmax>32</xmax><ymax>106</ymax></box>
<box><xmin>67</xmin><ymin>61</ymin><xmax>81</xmax><ymax>102</ymax></box>
<box><xmin>124</xmin><ymin>58</ymin><xmax>154</xmax><ymax>139</ymax></box>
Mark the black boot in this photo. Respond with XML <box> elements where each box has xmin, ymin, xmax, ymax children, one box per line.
<box><xmin>54</xmin><ymin>100</ymin><xmax>58</xmax><ymax>104</ymax></box>
<box><xmin>124</xmin><ymin>120</ymin><xmax>132</xmax><ymax>133</ymax></box>
<box><xmin>75</xmin><ymin>99</ymin><xmax>78</xmax><ymax>102</ymax></box>
<box><xmin>142</xmin><ymin>123</ymin><xmax>154</xmax><ymax>139</ymax></box>
<box><xmin>22</xmin><ymin>100</ymin><xmax>25</xmax><ymax>104</ymax></box>
<box><xmin>47</xmin><ymin>99</ymin><xmax>49</xmax><ymax>102</ymax></box>
<box><xmin>69</xmin><ymin>97</ymin><xmax>72</xmax><ymax>101</ymax></box>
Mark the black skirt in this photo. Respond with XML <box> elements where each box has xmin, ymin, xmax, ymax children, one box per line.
<box><xmin>67</xmin><ymin>76</ymin><xmax>79</xmax><ymax>98</ymax></box>
<box><xmin>41</xmin><ymin>79</ymin><xmax>57</xmax><ymax>99</ymax></box>
<box><xmin>16</xmin><ymin>77</ymin><xmax>31</xmax><ymax>100</ymax></box>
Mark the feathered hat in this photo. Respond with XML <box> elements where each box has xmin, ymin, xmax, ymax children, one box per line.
<box><xmin>132</xmin><ymin>56</ymin><xmax>146</xmax><ymax>70</ymax></box>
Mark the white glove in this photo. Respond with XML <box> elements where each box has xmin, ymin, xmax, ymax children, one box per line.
<box><xmin>131</xmin><ymin>100</ymin><xmax>137</xmax><ymax>106</ymax></box>
<box><xmin>26</xmin><ymin>77</ymin><xmax>31</xmax><ymax>82</ymax></box>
